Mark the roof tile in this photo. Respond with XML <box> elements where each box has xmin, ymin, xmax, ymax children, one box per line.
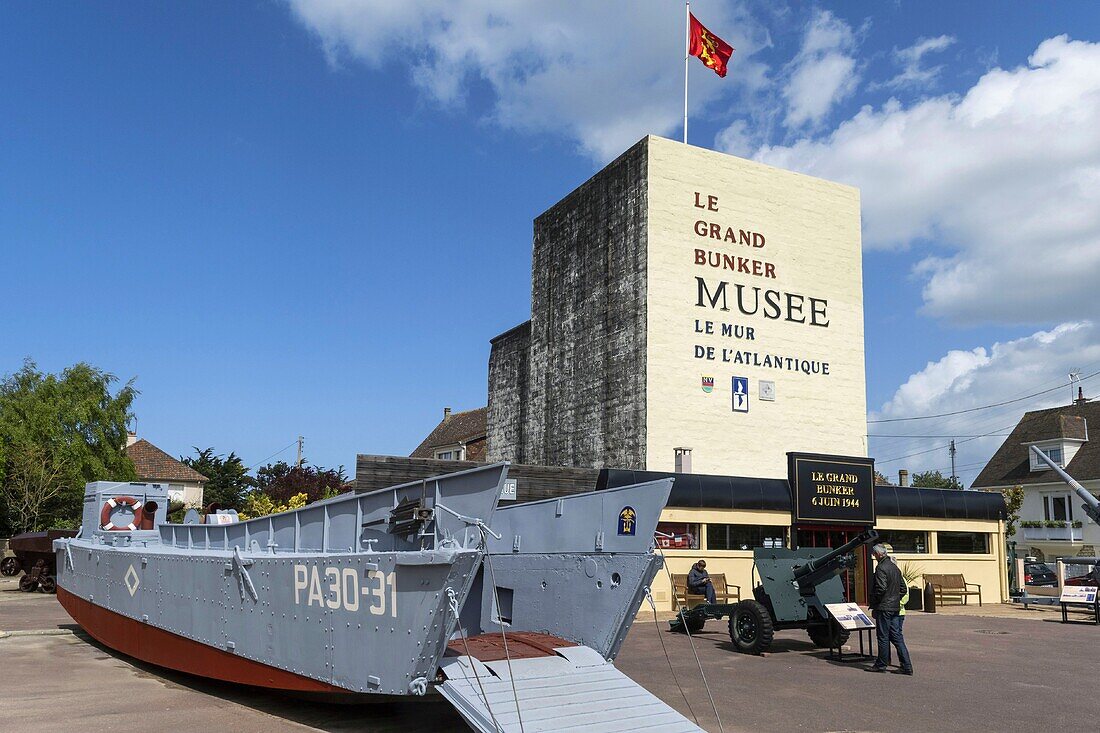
<box><xmin>125</xmin><ymin>439</ymin><xmax>209</xmax><ymax>483</ymax></box>
<box><xmin>973</xmin><ymin>401</ymin><xmax>1098</xmax><ymax>488</ymax></box>
<box><xmin>410</xmin><ymin>408</ymin><xmax>487</xmax><ymax>458</ymax></box>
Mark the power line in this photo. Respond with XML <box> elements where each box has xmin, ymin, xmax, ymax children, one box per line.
<box><xmin>868</xmin><ymin>368</ymin><xmax>1100</xmax><ymax>424</ymax></box>
<box><xmin>869</xmin><ymin>433</ymin><xmax>1011</xmax><ymax>439</ymax></box>
<box><xmin>866</xmin><ymin>393</ymin><xmax>1035</xmax><ymax>455</ymax></box>
<box><xmin>246</xmin><ymin>440</ymin><xmax>299</xmax><ymax>473</ymax></box>
<box><xmin>917</xmin><ymin>459</ymin><xmax>991</xmax><ymax>474</ymax></box>
<box><xmin>875</xmin><ymin>423</ymin><xmax>1015</xmax><ymax>465</ymax></box>
<box><xmin>875</xmin><ymin>443</ymin><xmax>953</xmax><ymax>464</ymax></box>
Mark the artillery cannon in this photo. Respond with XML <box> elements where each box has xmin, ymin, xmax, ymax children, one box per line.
<box><xmin>672</xmin><ymin>529</ymin><xmax>879</xmax><ymax>654</ymax></box>
<box><xmin>1031</xmin><ymin>445</ymin><xmax>1100</xmax><ymax>526</ymax></box>
<box><xmin>728</xmin><ymin>529</ymin><xmax>879</xmax><ymax>654</ymax></box>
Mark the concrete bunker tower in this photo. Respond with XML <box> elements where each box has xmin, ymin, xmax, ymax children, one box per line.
<box><xmin>488</xmin><ymin>135</ymin><xmax>867</xmax><ymax>477</ymax></box>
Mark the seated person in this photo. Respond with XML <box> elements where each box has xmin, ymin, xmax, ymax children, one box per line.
<box><xmin>687</xmin><ymin>559</ymin><xmax>716</xmax><ymax>604</ymax></box>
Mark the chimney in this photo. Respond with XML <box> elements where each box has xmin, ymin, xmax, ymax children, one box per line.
<box><xmin>674</xmin><ymin>447</ymin><xmax>692</xmax><ymax>474</ymax></box>
<box><xmin>898</xmin><ymin>469</ymin><xmax>909</xmax><ymax>487</ymax></box>
<box><xmin>443</xmin><ymin>407</ymin><xmax>452</xmax><ymax>421</ymax></box>
<box><xmin>1075</xmin><ymin>387</ymin><xmax>1088</xmax><ymax>406</ymax></box>
<box><xmin>126</xmin><ymin>431</ymin><xmax>138</xmax><ymax>448</ymax></box>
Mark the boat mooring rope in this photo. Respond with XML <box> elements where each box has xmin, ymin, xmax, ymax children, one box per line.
<box><xmin>655</xmin><ymin>544</ymin><xmax>725</xmax><ymax>733</ymax></box>
<box><xmin>481</xmin><ymin>530</ymin><xmax>527</xmax><ymax>733</ymax></box>
<box><xmin>447</xmin><ymin>587</ymin><xmax>504</xmax><ymax>733</ymax></box>
<box><xmin>643</xmin><ymin>585</ymin><xmax>700</xmax><ymax>725</ymax></box>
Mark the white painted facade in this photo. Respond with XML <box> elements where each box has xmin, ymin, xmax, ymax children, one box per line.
<box><xmin>1012</xmin><ymin>477</ymin><xmax>1100</xmax><ymax>560</ymax></box>
<box><xmin>645</xmin><ymin>137</ymin><xmax>866</xmax><ymax>477</ymax></box>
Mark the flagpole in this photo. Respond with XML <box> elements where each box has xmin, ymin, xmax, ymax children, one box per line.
<box><xmin>684</xmin><ymin>1</ymin><xmax>689</xmax><ymax>144</ymax></box>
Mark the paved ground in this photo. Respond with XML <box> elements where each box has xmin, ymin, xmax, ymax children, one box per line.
<box><xmin>2</xmin><ymin>575</ymin><xmax>1094</xmax><ymax>733</ymax></box>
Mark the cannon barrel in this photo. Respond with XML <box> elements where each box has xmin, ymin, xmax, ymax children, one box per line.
<box><xmin>792</xmin><ymin>529</ymin><xmax>880</xmax><ymax>585</ymax></box>
<box><xmin>1030</xmin><ymin>446</ymin><xmax>1100</xmax><ymax>526</ymax></box>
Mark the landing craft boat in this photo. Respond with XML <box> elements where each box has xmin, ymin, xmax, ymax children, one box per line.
<box><xmin>55</xmin><ymin>464</ymin><xmax>705</xmax><ymax>732</ymax></box>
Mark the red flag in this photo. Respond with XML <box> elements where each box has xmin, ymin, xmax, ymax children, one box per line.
<box><xmin>689</xmin><ymin>13</ymin><xmax>734</xmax><ymax>78</ymax></box>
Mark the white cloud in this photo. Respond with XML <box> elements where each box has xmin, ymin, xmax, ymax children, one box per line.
<box><xmin>870</xmin><ymin>322</ymin><xmax>1100</xmax><ymax>484</ymax></box>
<box><xmin>748</xmin><ymin>36</ymin><xmax>1100</xmax><ymax>325</ymax></box>
<box><xmin>287</xmin><ymin>1</ymin><xmax>770</xmax><ymax>160</ymax></box>
<box><xmin>782</xmin><ymin>10</ymin><xmax>859</xmax><ymax>128</ymax></box>
<box><xmin>874</xmin><ymin>34</ymin><xmax>955</xmax><ymax>90</ymax></box>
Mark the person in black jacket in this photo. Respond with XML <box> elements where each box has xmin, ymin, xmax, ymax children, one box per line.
<box><xmin>687</xmin><ymin>560</ymin><xmax>716</xmax><ymax>604</ymax></box>
<box><xmin>867</xmin><ymin>544</ymin><xmax>913</xmax><ymax>675</ymax></box>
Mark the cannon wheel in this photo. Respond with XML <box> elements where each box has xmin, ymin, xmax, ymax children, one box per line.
<box><xmin>728</xmin><ymin>600</ymin><xmax>774</xmax><ymax>655</ymax></box>
<box><xmin>18</xmin><ymin>575</ymin><xmax>37</xmax><ymax>592</ymax></box>
<box><xmin>0</xmin><ymin>557</ymin><xmax>20</xmax><ymax>577</ymax></box>
<box><xmin>807</xmin><ymin>620</ymin><xmax>850</xmax><ymax>649</ymax></box>
<box><xmin>38</xmin><ymin>575</ymin><xmax>57</xmax><ymax>594</ymax></box>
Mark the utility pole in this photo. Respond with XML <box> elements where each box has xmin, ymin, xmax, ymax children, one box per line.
<box><xmin>296</xmin><ymin>436</ymin><xmax>304</xmax><ymax>469</ymax></box>
<box><xmin>949</xmin><ymin>439</ymin><xmax>957</xmax><ymax>488</ymax></box>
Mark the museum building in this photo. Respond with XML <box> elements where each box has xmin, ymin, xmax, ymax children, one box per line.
<box><xmin>367</xmin><ymin>136</ymin><xmax>1008</xmax><ymax>610</ymax></box>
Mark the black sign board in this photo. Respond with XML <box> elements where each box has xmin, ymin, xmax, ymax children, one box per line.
<box><xmin>788</xmin><ymin>452</ymin><xmax>876</xmax><ymax>525</ymax></box>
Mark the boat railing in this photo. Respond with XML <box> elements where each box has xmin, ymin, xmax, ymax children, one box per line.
<box><xmin>159</xmin><ymin>463</ymin><xmax>508</xmax><ymax>555</ymax></box>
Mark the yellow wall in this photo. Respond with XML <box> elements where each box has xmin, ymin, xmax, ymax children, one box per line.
<box><xmin>877</xmin><ymin>516</ymin><xmax>1008</xmax><ymax>606</ymax></box>
<box><xmin>649</xmin><ymin>508</ymin><xmax>1007</xmax><ymax>611</ymax></box>
<box><xmin>644</xmin><ymin>136</ymin><xmax>867</xmax><ymax>477</ymax></box>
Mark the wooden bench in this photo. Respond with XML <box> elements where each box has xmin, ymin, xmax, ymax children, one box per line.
<box><xmin>925</xmin><ymin>573</ymin><xmax>982</xmax><ymax>607</ymax></box>
<box><xmin>672</xmin><ymin>572</ymin><xmax>741</xmax><ymax>609</ymax></box>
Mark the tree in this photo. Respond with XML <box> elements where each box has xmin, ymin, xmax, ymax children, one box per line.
<box><xmin>0</xmin><ymin>359</ymin><xmax>137</xmax><ymax>534</ymax></box>
<box><xmin>1001</xmin><ymin>485</ymin><xmax>1025</xmax><ymax>537</ymax></box>
<box><xmin>874</xmin><ymin>470</ymin><xmax>889</xmax><ymax>486</ymax></box>
<box><xmin>1</xmin><ymin>443</ymin><xmax>70</xmax><ymax>533</ymax></box>
<box><xmin>239</xmin><ymin>491</ymin><xmax>309</xmax><ymax>520</ymax></box>
<box><xmin>180</xmin><ymin>447</ymin><xmax>253</xmax><ymax>510</ymax></box>
<box><xmin>911</xmin><ymin>470</ymin><xmax>961</xmax><ymax>490</ymax></box>
<box><xmin>254</xmin><ymin>460</ymin><xmax>350</xmax><ymax>504</ymax></box>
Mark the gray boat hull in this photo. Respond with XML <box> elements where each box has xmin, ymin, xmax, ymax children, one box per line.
<box><xmin>54</xmin><ymin>464</ymin><xmax>687</xmax><ymax>728</ymax></box>
<box><xmin>57</xmin><ymin>465</ymin><xmax>506</xmax><ymax>695</ymax></box>
<box><xmin>59</xmin><ymin>544</ymin><xmax>481</xmax><ymax>695</ymax></box>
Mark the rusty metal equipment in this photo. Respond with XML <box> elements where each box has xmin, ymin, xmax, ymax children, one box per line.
<box><xmin>1</xmin><ymin>539</ymin><xmax>20</xmax><ymax>577</ymax></box>
<box><xmin>8</xmin><ymin>529</ymin><xmax>76</xmax><ymax>593</ymax></box>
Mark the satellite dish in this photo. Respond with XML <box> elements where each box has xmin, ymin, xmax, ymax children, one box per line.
<box><xmin>183</xmin><ymin>508</ymin><xmax>200</xmax><ymax>525</ymax></box>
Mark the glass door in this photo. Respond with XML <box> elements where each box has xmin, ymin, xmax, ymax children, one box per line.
<box><xmin>795</xmin><ymin>527</ymin><xmax>869</xmax><ymax>605</ymax></box>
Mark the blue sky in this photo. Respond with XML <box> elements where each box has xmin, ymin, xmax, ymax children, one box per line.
<box><xmin>3</xmin><ymin>2</ymin><xmax>1099</xmax><ymax>484</ymax></box>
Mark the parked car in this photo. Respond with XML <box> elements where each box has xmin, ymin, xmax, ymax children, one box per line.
<box><xmin>1064</xmin><ymin>562</ymin><xmax>1100</xmax><ymax>586</ymax></box>
<box><xmin>1024</xmin><ymin>562</ymin><xmax>1058</xmax><ymax>587</ymax></box>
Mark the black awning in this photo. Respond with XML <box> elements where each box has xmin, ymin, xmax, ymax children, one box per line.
<box><xmin>598</xmin><ymin>469</ymin><xmax>790</xmax><ymax>511</ymax></box>
<box><xmin>597</xmin><ymin>469</ymin><xmax>1006</xmax><ymax>520</ymax></box>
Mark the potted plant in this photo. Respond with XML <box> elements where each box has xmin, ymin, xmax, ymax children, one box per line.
<box><xmin>900</xmin><ymin>561</ymin><xmax>924</xmax><ymax>611</ymax></box>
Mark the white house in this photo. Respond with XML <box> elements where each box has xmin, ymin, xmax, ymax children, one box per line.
<box><xmin>124</xmin><ymin>433</ymin><xmax>208</xmax><ymax>508</ymax></box>
<box><xmin>973</xmin><ymin>396</ymin><xmax>1099</xmax><ymax>561</ymax></box>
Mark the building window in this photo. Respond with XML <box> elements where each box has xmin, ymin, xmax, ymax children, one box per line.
<box><xmin>707</xmin><ymin>524</ymin><xmax>787</xmax><ymax>551</ymax></box>
<box><xmin>435</xmin><ymin>447</ymin><xmax>464</xmax><ymax>461</ymax></box>
<box><xmin>656</xmin><ymin>522</ymin><xmax>699</xmax><ymax>550</ymax></box>
<box><xmin>938</xmin><ymin>531</ymin><xmax>989</xmax><ymax>554</ymax></box>
<box><xmin>876</xmin><ymin>530</ymin><xmax>928</xmax><ymax>553</ymax></box>
<box><xmin>1050</xmin><ymin>494</ymin><xmax>1073</xmax><ymax>522</ymax></box>
<box><xmin>1030</xmin><ymin>443</ymin><xmax>1064</xmax><ymax>471</ymax></box>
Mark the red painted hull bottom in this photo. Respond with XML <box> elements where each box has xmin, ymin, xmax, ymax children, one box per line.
<box><xmin>57</xmin><ymin>586</ymin><xmax>349</xmax><ymax>694</ymax></box>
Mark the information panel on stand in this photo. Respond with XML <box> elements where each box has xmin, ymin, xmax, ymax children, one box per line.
<box><xmin>1060</xmin><ymin>586</ymin><xmax>1098</xmax><ymax>604</ymax></box>
<box><xmin>788</xmin><ymin>452</ymin><xmax>876</xmax><ymax>524</ymax></box>
<box><xmin>825</xmin><ymin>603</ymin><xmax>875</xmax><ymax>630</ymax></box>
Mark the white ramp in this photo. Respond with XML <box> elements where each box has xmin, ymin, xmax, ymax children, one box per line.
<box><xmin>438</xmin><ymin>645</ymin><xmax>706</xmax><ymax>733</ymax></box>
